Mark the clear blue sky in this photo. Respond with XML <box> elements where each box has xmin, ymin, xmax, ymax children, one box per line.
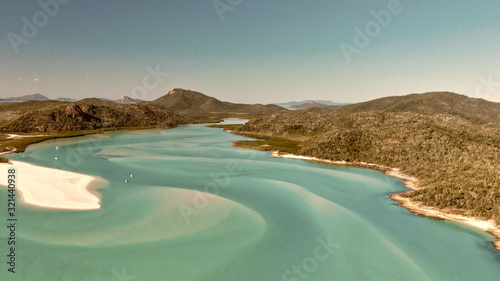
<box><xmin>1</xmin><ymin>0</ymin><xmax>500</xmax><ymax>103</ymax></box>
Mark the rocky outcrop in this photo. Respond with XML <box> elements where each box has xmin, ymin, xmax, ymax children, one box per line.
<box><xmin>1</xmin><ymin>102</ymin><xmax>185</xmax><ymax>133</ymax></box>
<box><xmin>65</xmin><ymin>104</ymin><xmax>85</xmax><ymax>118</ymax></box>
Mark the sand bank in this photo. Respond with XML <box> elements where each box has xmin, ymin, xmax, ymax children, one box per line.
<box><xmin>270</xmin><ymin>151</ymin><xmax>418</xmax><ymax>189</ymax></box>
<box><xmin>0</xmin><ymin>160</ymin><xmax>102</xmax><ymax>210</ymax></box>
<box><xmin>0</xmin><ymin>148</ymin><xmax>17</xmax><ymax>155</ymax></box>
<box><xmin>270</xmin><ymin>150</ymin><xmax>500</xmax><ymax>251</ymax></box>
<box><xmin>6</xmin><ymin>133</ymin><xmax>44</xmax><ymax>139</ymax></box>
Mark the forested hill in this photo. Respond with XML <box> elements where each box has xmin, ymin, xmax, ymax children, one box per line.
<box><xmin>230</xmin><ymin>92</ymin><xmax>500</xmax><ymax>225</ymax></box>
<box><xmin>338</xmin><ymin>91</ymin><xmax>500</xmax><ymax>127</ymax></box>
<box><xmin>0</xmin><ymin>88</ymin><xmax>288</xmax><ymax>134</ymax></box>
<box><xmin>149</xmin><ymin>88</ymin><xmax>286</xmax><ymax>115</ymax></box>
<box><xmin>1</xmin><ymin>103</ymin><xmax>185</xmax><ymax>133</ymax></box>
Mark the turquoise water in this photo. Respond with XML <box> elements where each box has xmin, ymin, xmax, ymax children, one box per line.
<box><xmin>1</xmin><ymin>120</ymin><xmax>499</xmax><ymax>280</ymax></box>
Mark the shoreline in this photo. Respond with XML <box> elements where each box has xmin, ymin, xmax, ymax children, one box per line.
<box><xmin>0</xmin><ymin>148</ymin><xmax>17</xmax><ymax>156</ymax></box>
<box><xmin>270</xmin><ymin>150</ymin><xmax>500</xmax><ymax>252</ymax></box>
<box><xmin>0</xmin><ymin>127</ymin><xmax>182</xmax><ymax>209</ymax></box>
<box><xmin>0</xmin><ymin>160</ymin><xmax>103</xmax><ymax>210</ymax></box>
<box><xmin>391</xmin><ymin>194</ymin><xmax>500</xmax><ymax>251</ymax></box>
<box><xmin>0</xmin><ymin>126</ymin><xmax>182</xmax><ymax>155</ymax></box>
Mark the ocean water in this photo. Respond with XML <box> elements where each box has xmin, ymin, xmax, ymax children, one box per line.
<box><xmin>1</xmin><ymin>119</ymin><xmax>499</xmax><ymax>281</ymax></box>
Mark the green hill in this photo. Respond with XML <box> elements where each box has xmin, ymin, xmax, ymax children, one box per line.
<box><xmin>228</xmin><ymin>92</ymin><xmax>500</xmax><ymax>225</ymax></box>
<box><xmin>339</xmin><ymin>91</ymin><xmax>500</xmax><ymax>127</ymax></box>
<box><xmin>1</xmin><ymin>103</ymin><xmax>184</xmax><ymax>133</ymax></box>
<box><xmin>150</xmin><ymin>88</ymin><xmax>286</xmax><ymax>115</ymax></box>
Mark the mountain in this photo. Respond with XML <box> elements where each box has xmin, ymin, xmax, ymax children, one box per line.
<box><xmin>55</xmin><ymin>97</ymin><xmax>77</xmax><ymax>102</ymax></box>
<box><xmin>339</xmin><ymin>91</ymin><xmax>500</xmax><ymax>127</ymax></box>
<box><xmin>76</xmin><ymin>98</ymin><xmax>120</xmax><ymax>107</ymax></box>
<box><xmin>115</xmin><ymin>96</ymin><xmax>143</xmax><ymax>104</ymax></box>
<box><xmin>274</xmin><ymin>100</ymin><xmax>346</xmax><ymax>109</ymax></box>
<box><xmin>1</xmin><ymin>93</ymin><xmax>50</xmax><ymax>102</ymax></box>
<box><xmin>150</xmin><ymin>88</ymin><xmax>286</xmax><ymax>115</ymax></box>
<box><xmin>0</xmin><ymin>89</ymin><xmax>286</xmax><ymax>132</ymax></box>
<box><xmin>289</xmin><ymin>101</ymin><xmax>329</xmax><ymax>110</ymax></box>
<box><xmin>1</xmin><ymin>102</ymin><xmax>185</xmax><ymax>133</ymax></box>
<box><xmin>0</xmin><ymin>100</ymin><xmax>65</xmax><ymax>125</ymax></box>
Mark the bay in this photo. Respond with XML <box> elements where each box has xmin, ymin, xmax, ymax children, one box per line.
<box><xmin>1</xmin><ymin>119</ymin><xmax>499</xmax><ymax>280</ymax></box>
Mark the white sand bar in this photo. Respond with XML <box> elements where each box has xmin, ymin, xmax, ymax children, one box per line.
<box><xmin>0</xmin><ymin>160</ymin><xmax>101</xmax><ymax>210</ymax></box>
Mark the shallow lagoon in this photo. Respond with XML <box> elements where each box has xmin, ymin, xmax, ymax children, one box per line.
<box><xmin>1</xmin><ymin>120</ymin><xmax>499</xmax><ymax>280</ymax></box>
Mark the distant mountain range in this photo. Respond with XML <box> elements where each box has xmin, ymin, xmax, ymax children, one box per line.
<box><xmin>55</xmin><ymin>97</ymin><xmax>77</xmax><ymax>102</ymax></box>
<box><xmin>274</xmin><ymin>100</ymin><xmax>347</xmax><ymax>109</ymax></box>
<box><xmin>289</xmin><ymin>101</ymin><xmax>330</xmax><ymax>110</ymax></box>
<box><xmin>4</xmin><ymin>90</ymin><xmax>499</xmax><ymax>131</ymax></box>
<box><xmin>116</xmin><ymin>96</ymin><xmax>143</xmax><ymax>104</ymax></box>
<box><xmin>0</xmin><ymin>94</ymin><xmax>351</xmax><ymax>110</ymax></box>
<box><xmin>0</xmin><ymin>94</ymin><xmax>142</xmax><ymax>104</ymax></box>
<box><xmin>0</xmin><ymin>93</ymin><xmax>50</xmax><ymax>102</ymax></box>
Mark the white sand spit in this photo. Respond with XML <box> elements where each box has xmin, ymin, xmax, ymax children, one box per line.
<box><xmin>0</xmin><ymin>160</ymin><xmax>102</xmax><ymax>210</ymax></box>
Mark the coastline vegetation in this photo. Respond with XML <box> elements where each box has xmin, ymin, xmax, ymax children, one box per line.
<box><xmin>0</xmin><ymin>125</ymin><xmax>192</xmax><ymax>154</ymax></box>
<box><xmin>207</xmin><ymin>124</ymin><xmax>301</xmax><ymax>153</ymax></box>
<box><xmin>227</xmin><ymin>110</ymin><xmax>500</xmax><ymax>225</ymax></box>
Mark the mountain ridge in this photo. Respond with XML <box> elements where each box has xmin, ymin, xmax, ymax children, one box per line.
<box><xmin>338</xmin><ymin>91</ymin><xmax>500</xmax><ymax>127</ymax></box>
<box><xmin>0</xmin><ymin>93</ymin><xmax>50</xmax><ymax>102</ymax></box>
<box><xmin>289</xmin><ymin>101</ymin><xmax>330</xmax><ymax>110</ymax></box>
<box><xmin>1</xmin><ymin>102</ymin><xmax>184</xmax><ymax>133</ymax></box>
<box><xmin>274</xmin><ymin>100</ymin><xmax>346</xmax><ymax>108</ymax></box>
<box><xmin>149</xmin><ymin>88</ymin><xmax>286</xmax><ymax>115</ymax></box>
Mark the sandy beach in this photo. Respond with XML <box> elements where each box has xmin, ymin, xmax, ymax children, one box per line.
<box><xmin>0</xmin><ymin>160</ymin><xmax>102</xmax><ymax>210</ymax></box>
<box><xmin>391</xmin><ymin>194</ymin><xmax>500</xmax><ymax>251</ymax></box>
<box><xmin>270</xmin><ymin>150</ymin><xmax>500</xmax><ymax>252</ymax></box>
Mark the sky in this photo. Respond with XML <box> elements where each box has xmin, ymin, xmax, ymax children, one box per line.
<box><xmin>1</xmin><ymin>0</ymin><xmax>500</xmax><ymax>104</ymax></box>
